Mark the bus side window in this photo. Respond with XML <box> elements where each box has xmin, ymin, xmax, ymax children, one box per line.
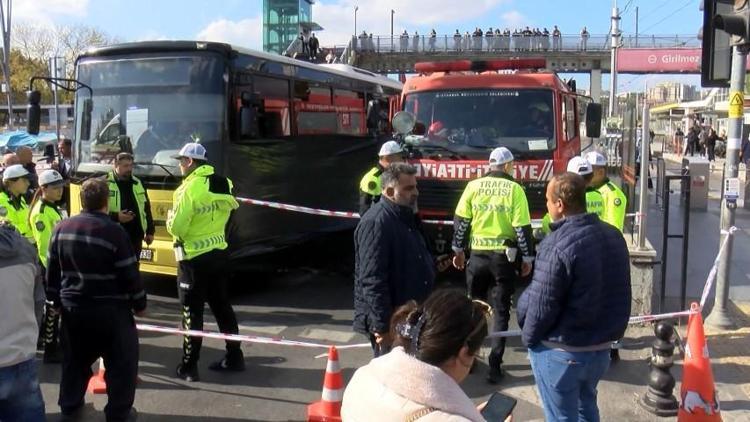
<box><xmin>254</xmin><ymin>76</ymin><xmax>291</xmax><ymax>138</ymax></box>
<box><xmin>334</xmin><ymin>89</ymin><xmax>365</xmax><ymax>135</ymax></box>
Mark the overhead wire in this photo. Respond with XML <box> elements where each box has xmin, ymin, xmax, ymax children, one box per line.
<box><xmin>640</xmin><ymin>0</ymin><xmax>696</xmax><ymax>34</ymax></box>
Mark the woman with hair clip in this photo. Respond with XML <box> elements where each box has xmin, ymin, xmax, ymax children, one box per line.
<box><xmin>29</xmin><ymin>169</ymin><xmax>67</xmax><ymax>363</ymax></box>
<box><xmin>342</xmin><ymin>289</ymin><xmax>493</xmax><ymax>421</ymax></box>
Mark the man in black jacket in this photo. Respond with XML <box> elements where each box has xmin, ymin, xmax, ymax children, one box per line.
<box><xmin>353</xmin><ymin>163</ymin><xmax>435</xmax><ymax>357</ymax></box>
<box><xmin>47</xmin><ymin>178</ymin><xmax>145</xmax><ymax>422</ymax></box>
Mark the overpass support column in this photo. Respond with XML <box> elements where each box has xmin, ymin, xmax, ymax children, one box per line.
<box><xmin>590</xmin><ymin>69</ymin><xmax>602</xmax><ymax>105</ymax></box>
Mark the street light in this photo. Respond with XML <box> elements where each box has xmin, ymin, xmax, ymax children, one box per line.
<box><xmin>354</xmin><ymin>6</ymin><xmax>358</xmax><ymax>37</ymax></box>
<box><xmin>391</xmin><ymin>9</ymin><xmax>395</xmax><ymax>51</ymax></box>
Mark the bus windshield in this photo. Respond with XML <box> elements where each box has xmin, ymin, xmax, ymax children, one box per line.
<box><xmin>74</xmin><ymin>53</ymin><xmax>225</xmax><ymax>176</ymax></box>
<box><xmin>403</xmin><ymin>89</ymin><xmax>556</xmax><ymax>157</ymax></box>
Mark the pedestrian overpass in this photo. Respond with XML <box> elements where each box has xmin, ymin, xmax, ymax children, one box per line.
<box><xmin>315</xmin><ymin>33</ymin><xmax>700</xmax><ymax>110</ymax></box>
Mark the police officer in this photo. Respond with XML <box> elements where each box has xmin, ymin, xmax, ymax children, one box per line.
<box><xmin>585</xmin><ymin>151</ymin><xmax>627</xmax><ymax>361</ymax></box>
<box><xmin>167</xmin><ymin>143</ymin><xmax>242</xmax><ymax>382</ymax></box>
<box><xmin>451</xmin><ymin>147</ymin><xmax>534</xmax><ymax>384</ymax></box>
<box><xmin>586</xmin><ymin>151</ymin><xmax>627</xmax><ymax>232</ymax></box>
<box><xmin>30</xmin><ymin>170</ymin><xmax>67</xmax><ymax>363</ymax></box>
<box><xmin>107</xmin><ymin>153</ymin><xmax>155</xmax><ymax>260</ymax></box>
<box><xmin>358</xmin><ymin>141</ymin><xmax>404</xmax><ymax>215</ymax></box>
<box><xmin>540</xmin><ymin>156</ymin><xmax>605</xmax><ymax>234</ymax></box>
<box><xmin>46</xmin><ymin>178</ymin><xmax>144</xmax><ymax>422</ymax></box>
<box><xmin>0</xmin><ymin>164</ymin><xmax>34</xmax><ymax>242</ymax></box>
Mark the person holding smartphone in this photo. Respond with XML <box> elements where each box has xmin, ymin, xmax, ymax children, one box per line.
<box><xmin>106</xmin><ymin>153</ymin><xmax>155</xmax><ymax>260</ymax></box>
<box><xmin>343</xmin><ymin>289</ymin><xmax>508</xmax><ymax>421</ymax></box>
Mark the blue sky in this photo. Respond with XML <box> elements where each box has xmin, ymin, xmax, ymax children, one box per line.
<box><xmin>17</xmin><ymin>0</ymin><xmax>704</xmax><ymax>92</ymax></box>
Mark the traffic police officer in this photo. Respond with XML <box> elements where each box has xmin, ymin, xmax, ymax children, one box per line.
<box><xmin>0</xmin><ymin>164</ymin><xmax>33</xmax><ymax>242</ymax></box>
<box><xmin>358</xmin><ymin>140</ymin><xmax>404</xmax><ymax>215</ymax></box>
<box><xmin>451</xmin><ymin>147</ymin><xmax>535</xmax><ymax>383</ymax></box>
<box><xmin>540</xmin><ymin>156</ymin><xmax>605</xmax><ymax>234</ymax></box>
<box><xmin>586</xmin><ymin>151</ymin><xmax>627</xmax><ymax>361</ymax></box>
<box><xmin>107</xmin><ymin>152</ymin><xmax>155</xmax><ymax>259</ymax></box>
<box><xmin>586</xmin><ymin>151</ymin><xmax>627</xmax><ymax>231</ymax></box>
<box><xmin>30</xmin><ymin>169</ymin><xmax>67</xmax><ymax>363</ymax></box>
<box><xmin>167</xmin><ymin>143</ymin><xmax>243</xmax><ymax>382</ymax></box>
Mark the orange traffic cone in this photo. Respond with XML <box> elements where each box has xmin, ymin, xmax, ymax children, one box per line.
<box><xmin>307</xmin><ymin>346</ymin><xmax>343</xmax><ymax>422</ymax></box>
<box><xmin>678</xmin><ymin>303</ymin><xmax>721</xmax><ymax>421</ymax></box>
<box><xmin>87</xmin><ymin>357</ymin><xmax>107</xmax><ymax>394</ymax></box>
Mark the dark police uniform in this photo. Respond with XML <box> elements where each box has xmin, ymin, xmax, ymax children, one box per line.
<box><xmin>46</xmin><ymin>211</ymin><xmax>145</xmax><ymax>421</ymax></box>
<box><xmin>452</xmin><ymin>169</ymin><xmax>534</xmax><ymax>381</ymax></box>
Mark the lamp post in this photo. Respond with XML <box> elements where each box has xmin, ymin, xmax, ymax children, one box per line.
<box><xmin>390</xmin><ymin>9</ymin><xmax>395</xmax><ymax>52</ymax></box>
<box><xmin>354</xmin><ymin>6</ymin><xmax>358</xmax><ymax>37</ymax></box>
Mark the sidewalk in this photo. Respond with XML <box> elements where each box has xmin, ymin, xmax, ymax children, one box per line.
<box><xmin>636</xmin><ymin>143</ymin><xmax>750</xmax><ymax>419</ymax></box>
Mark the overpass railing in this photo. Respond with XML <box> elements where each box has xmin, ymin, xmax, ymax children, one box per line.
<box><xmin>328</xmin><ymin>34</ymin><xmax>699</xmax><ymax>56</ymax></box>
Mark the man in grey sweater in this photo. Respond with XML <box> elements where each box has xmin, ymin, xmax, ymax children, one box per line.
<box><xmin>0</xmin><ymin>221</ymin><xmax>46</xmax><ymax>421</ymax></box>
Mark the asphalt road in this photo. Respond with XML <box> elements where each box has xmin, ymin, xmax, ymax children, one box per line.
<box><xmin>35</xmin><ymin>267</ymin><xmax>719</xmax><ymax>422</ymax></box>
<box><xmin>37</xmin><ymin>178</ymin><xmax>750</xmax><ymax>421</ymax></box>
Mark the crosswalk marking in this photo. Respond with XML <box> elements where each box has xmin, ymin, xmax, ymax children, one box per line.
<box><xmin>299</xmin><ymin>328</ymin><xmax>356</xmax><ymax>343</ymax></box>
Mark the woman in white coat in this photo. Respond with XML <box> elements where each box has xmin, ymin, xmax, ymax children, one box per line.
<box><xmin>342</xmin><ymin>289</ymin><xmax>490</xmax><ymax>421</ymax></box>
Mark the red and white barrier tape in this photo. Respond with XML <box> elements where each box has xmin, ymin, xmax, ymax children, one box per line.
<box><xmin>699</xmin><ymin>226</ymin><xmax>739</xmax><ymax>308</ymax></box>
<box><xmin>136</xmin><ymin>323</ymin><xmax>370</xmax><ymax>350</ymax></box>
<box><xmin>235</xmin><ymin>197</ymin><xmax>360</xmax><ymax>219</ymax></box>
<box><xmin>235</xmin><ymin>195</ymin><xmax>547</xmax><ymax>227</ymax></box>
<box><xmin>487</xmin><ymin>309</ymin><xmax>700</xmax><ymax>339</ymax></box>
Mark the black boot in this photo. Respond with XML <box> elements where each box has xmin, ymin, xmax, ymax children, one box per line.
<box><xmin>208</xmin><ymin>349</ymin><xmax>245</xmax><ymax>372</ymax></box>
<box><xmin>486</xmin><ymin>354</ymin><xmax>504</xmax><ymax>384</ymax></box>
<box><xmin>610</xmin><ymin>348</ymin><xmax>620</xmax><ymax>362</ymax></box>
<box><xmin>176</xmin><ymin>363</ymin><xmax>200</xmax><ymax>382</ymax></box>
<box><xmin>43</xmin><ymin>341</ymin><xmax>62</xmax><ymax>364</ymax></box>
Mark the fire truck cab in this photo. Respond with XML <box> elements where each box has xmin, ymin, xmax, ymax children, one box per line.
<box><xmin>398</xmin><ymin>58</ymin><xmax>602</xmax><ymax>254</ymax></box>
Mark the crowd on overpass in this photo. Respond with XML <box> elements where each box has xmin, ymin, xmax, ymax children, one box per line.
<box><xmin>353</xmin><ymin>25</ymin><xmax>593</xmax><ymax>54</ymax></box>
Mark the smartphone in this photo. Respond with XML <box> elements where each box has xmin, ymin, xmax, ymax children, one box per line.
<box><xmin>480</xmin><ymin>391</ymin><xmax>517</xmax><ymax>421</ymax></box>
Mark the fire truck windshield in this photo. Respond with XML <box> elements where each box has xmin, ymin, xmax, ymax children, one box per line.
<box><xmin>403</xmin><ymin>89</ymin><xmax>555</xmax><ymax>157</ymax></box>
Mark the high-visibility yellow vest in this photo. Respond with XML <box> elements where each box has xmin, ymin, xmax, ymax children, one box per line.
<box><xmin>166</xmin><ymin>165</ymin><xmax>239</xmax><ymax>260</ymax></box>
<box><xmin>0</xmin><ymin>191</ymin><xmax>33</xmax><ymax>242</ymax></box>
<box><xmin>107</xmin><ymin>171</ymin><xmax>148</xmax><ymax>233</ymax></box>
<box><xmin>454</xmin><ymin>174</ymin><xmax>531</xmax><ymax>251</ymax></box>
<box><xmin>598</xmin><ymin>180</ymin><xmax>627</xmax><ymax>232</ymax></box>
<box><xmin>30</xmin><ymin>199</ymin><xmax>64</xmax><ymax>268</ymax></box>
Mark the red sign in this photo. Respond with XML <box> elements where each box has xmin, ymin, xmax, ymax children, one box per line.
<box><xmin>617</xmin><ymin>49</ymin><xmax>701</xmax><ymax>73</ymax></box>
<box><xmin>410</xmin><ymin>159</ymin><xmax>554</xmax><ymax>181</ymax></box>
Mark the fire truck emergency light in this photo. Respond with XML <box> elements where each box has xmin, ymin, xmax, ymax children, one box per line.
<box><xmin>414</xmin><ymin>58</ymin><xmax>547</xmax><ymax>74</ymax></box>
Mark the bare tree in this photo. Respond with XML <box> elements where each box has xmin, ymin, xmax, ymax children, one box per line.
<box><xmin>13</xmin><ymin>22</ymin><xmax>55</xmax><ymax>61</ymax></box>
<box><xmin>12</xmin><ymin>22</ymin><xmax>119</xmax><ymax>79</ymax></box>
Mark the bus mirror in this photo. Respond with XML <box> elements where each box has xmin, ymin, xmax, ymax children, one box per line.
<box><xmin>585</xmin><ymin>103</ymin><xmax>602</xmax><ymax>139</ymax></box>
<box><xmin>80</xmin><ymin>99</ymin><xmax>93</xmax><ymax>140</ymax></box>
<box><xmin>42</xmin><ymin>144</ymin><xmax>56</xmax><ymax>162</ymax></box>
<box><xmin>26</xmin><ymin>90</ymin><xmax>42</xmax><ymax>135</ymax></box>
<box><xmin>392</xmin><ymin>111</ymin><xmax>416</xmax><ymax>135</ymax></box>
<box><xmin>240</xmin><ymin>106</ymin><xmax>259</xmax><ymax>138</ymax></box>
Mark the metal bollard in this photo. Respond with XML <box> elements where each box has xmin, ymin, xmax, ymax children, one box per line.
<box><xmin>640</xmin><ymin>321</ymin><xmax>679</xmax><ymax>416</ymax></box>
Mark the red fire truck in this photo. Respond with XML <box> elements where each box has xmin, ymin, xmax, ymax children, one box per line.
<box><xmin>398</xmin><ymin>58</ymin><xmax>602</xmax><ymax>253</ymax></box>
